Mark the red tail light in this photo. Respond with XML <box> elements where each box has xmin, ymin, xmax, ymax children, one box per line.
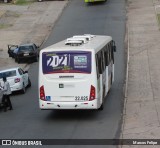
<box><xmin>40</xmin><ymin>85</ymin><xmax>45</xmax><ymax>100</ymax></box>
<box><xmin>15</xmin><ymin>78</ymin><xmax>20</xmax><ymax>83</ymax></box>
<box><xmin>89</xmin><ymin>85</ymin><xmax>95</xmax><ymax>101</ymax></box>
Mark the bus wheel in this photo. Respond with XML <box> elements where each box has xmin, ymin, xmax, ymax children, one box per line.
<box><xmin>98</xmin><ymin>103</ymin><xmax>104</xmax><ymax>111</ymax></box>
<box><xmin>111</xmin><ymin>73</ymin><xmax>113</xmax><ymax>85</ymax></box>
<box><xmin>99</xmin><ymin>88</ymin><xmax>105</xmax><ymax>111</ymax></box>
<box><xmin>108</xmin><ymin>73</ymin><xmax>113</xmax><ymax>95</ymax></box>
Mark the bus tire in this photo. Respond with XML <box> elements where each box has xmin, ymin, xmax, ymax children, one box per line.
<box><xmin>108</xmin><ymin>73</ymin><xmax>113</xmax><ymax>94</ymax></box>
<box><xmin>111</xmin><ymin>73</ymin><xmax>113</xmax><ymax>85</ymax></box>
<box><xmin>99</xmin><ymin>89</ymin><xmax>105</xmax><ymax>111</ymax></box>
<box><xmin>99</xmin><ymin>103</ymin><xmax>104</xmax><ymax>111</ymax></box>
<box><xmin>103</xmin><ymin>86</ymin><xmax>106</xmax><ymax>98</ymax></box>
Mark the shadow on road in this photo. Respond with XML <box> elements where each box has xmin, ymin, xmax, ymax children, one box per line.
<box><xmin>85</xmin><ymin>1</ymin><xmax>107</xmax><ymax>7</ymax></box>
<box><xmin>45</xmin><ymin>109</ymin><xmax>101</xmax><ymax>121</ymax></box>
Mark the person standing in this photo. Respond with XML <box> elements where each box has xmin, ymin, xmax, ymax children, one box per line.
<box><xmin>1</xmin><ymin>76</ymin><xmax>13</xmax><ymax>112</ymax></box>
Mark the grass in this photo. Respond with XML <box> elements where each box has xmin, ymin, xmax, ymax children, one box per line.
<box><xmin>0</xmin><ymin>24</ymin><xmax>13</xmax><ymax>29</ymax></box>
<box><xmin>157</xmin><ymin>14</ymin><xmax>160</xmax><ymax>27</ymax></box>
<box><xmin>10</xmin><ymin>12</ymin><xmax>20</xmax><ymax>18</ymax></box>
<box><xmin>5</xmin><ymin>10</ymin><xmax>20</xmax><ymax>17</ymax></box>
<box><xmin>15</xmin><ymin>0</ymin><xmax>33</xmax><ymax>5</ymax></box>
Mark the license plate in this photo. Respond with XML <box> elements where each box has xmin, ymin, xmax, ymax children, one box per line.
<box><xmin>24</xmin><ymin>53</ymin><xmax>29</xmax><ymax>56</ymax></box>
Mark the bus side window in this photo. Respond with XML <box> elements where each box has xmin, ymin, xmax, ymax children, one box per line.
<box><xmin>96</xmin><ymin>55</ymin><xmax>100</xmax><ymax>79</ymax></box>
<box><xmin>101</xmin><ymin>50</ymin><xmax>105</xmax><ymax>70</ymax></box>
<box><xmin>96</xmin><ymin>53</ymin><xmax>101</xmax><ymax>74</ymax></box>
<box><xmin>97</xmin><ymin>52</ymin><xmax>103</xmax><ymax>74</ymax></box>
<box><xmin>99</xmin><ymin>53</ymin><xmax>102</xmax><ymax>74</ymax></box>
<box><xmin>111</xmin><ymin>42</ymin><xmax>114</xmax><ymax>63</ymax></box>
<box><xmin>97</xmin><ymin>49</ymin><xmax>107</xmax><ymax>74</ymax></box>
<box><xmin>109</xmin><ymin>43</ymin><xmax>112</xmax><ymax>63</ymax></box>
<box><xmin>107</xmin><ymin>44</ymin><xmax>111</xmax><ymax>64</ymax></box>
<box><xmin>112</xmin><ymin>40</ymin><xmax>116</xmax><ymax>52</ymax></box>
<box><xmin>105</xmin><ymin>46</ymin><xmax>108</xmax><ymax>66</ymax></box>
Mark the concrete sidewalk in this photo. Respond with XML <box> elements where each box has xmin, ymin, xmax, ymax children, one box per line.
<box><xmin>122</xmin><ymin>0</ymin><xmax>160</xmax><ymax>147</ymax></box>
<box><xmin>0</xmin><ymin>1</ymin><xmax>68</xmax><ymax>70</ymax></box>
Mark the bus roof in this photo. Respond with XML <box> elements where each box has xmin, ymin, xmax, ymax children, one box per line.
<box><xmin>41</xmin><ymin>35</ymin><xmax>112</xmax><ymax>53</ymax></box>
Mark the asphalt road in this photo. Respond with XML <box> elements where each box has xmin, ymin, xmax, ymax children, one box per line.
<box><xmin>0</xmin><ymin>0</ymin><xmax>126</xmax><ymax>147</ymax></box>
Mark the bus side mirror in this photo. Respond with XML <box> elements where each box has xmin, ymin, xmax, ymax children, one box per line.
<box><xmin>113</xmin><ymin>45</ymin><xmax>116</xmax><ymax>52</ymax></box>
<box><xmin>112</xmin><ymin>40</ymin><xmax>116</xmax><ymax>52</ymax></box>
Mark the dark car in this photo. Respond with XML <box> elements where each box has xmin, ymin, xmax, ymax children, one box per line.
<box><xmin>8</xmin><ymin>43</ymin><xmax>39</xmax><ymax>63</ymax></box>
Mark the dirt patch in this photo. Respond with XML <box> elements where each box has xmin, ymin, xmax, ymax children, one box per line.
<box><xmin>0</xmin><ymin>10</ymin><xmax>21</xmax><ymax>29</ymax></box>
<box><xmin>0</xmin><ymin>1</ymin><xmax>68</xmax><ymax>71</ymax></box>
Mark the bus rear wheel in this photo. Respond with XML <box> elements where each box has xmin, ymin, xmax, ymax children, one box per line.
<box><xmin>98</xmin><ymin>103</ymin><xmax>104</xmax><ymax>111</ymax></box>
<box><xmin>99</xmin><ymin>89</ymin><xmax>105</xmax><ymax>111</ymax></box>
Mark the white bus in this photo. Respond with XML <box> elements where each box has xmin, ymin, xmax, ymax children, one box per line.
<box><xmin>39</xmin><ymin>34</ymin><xmax>116</xmax><ymax>110</ymax></box>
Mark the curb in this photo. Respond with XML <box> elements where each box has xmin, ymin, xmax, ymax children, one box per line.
<box><xmin>120</xmin><ymin>20</ymin><xmax>130</xmax><ymax>147</ymax></box>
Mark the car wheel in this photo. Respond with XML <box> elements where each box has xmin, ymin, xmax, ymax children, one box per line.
<box><xmin>11</xmin><ymin>55</ymin><xmax>14</xmax><ymax>59</ymax></box>
<box><xmin>15</xmin><ymin>57</ymin><xmax>18</xmax><ymax>62</ymax></box>
<box><xmin>28</xmin><ymin>78</ymin><xmax>31</xmax><ymax>87</ymax></box>
<box><xmin>21</xmin><ymin>83</ymin><xmax>26</xmax><ymax>94</ymax></box>
<box><xmin>17</xmin><ymin>58</ymin><xmax>20</xmax><ymax>64</ymax></box>
<box><xmin>15</xmin><ymin>57</ymin><xmax>20</xmax><ymax>63</ymax></box>
<box><xmin>35</xmin><ymin>56</ymin><xmax>38</xmax><ymax>62</ymax></box>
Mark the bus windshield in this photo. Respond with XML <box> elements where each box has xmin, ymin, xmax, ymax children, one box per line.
<box><xmin>42</xmin><ymin>51</ymin><xmax>91</xmax><ymax>74</ymax></box>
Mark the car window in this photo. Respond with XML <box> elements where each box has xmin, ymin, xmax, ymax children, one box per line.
<box><xmin>10</xmin><ymin>47</ymin><xmax>17</xmax><ymax>51</ymax></box>
<box><xmin>33</xmin><ymin>44</ymin><xmax>36</xmax><ymax>50</ymax></box>
<box><xmin>0</xmin><ymin>70</ymin><xmax>17</xmax><ymax>78</ymax></box>
<box><xmin>8</xmin><ymin>45</ymin><xmax>18</xmax><ymax>51</ymax></box>
<box><xmin>33</xmin><ymin>44</ymin><xmax>38</xmax><ymax>51</ymax></box>
<box><xmin>18</xmin><ymin>69</ymin><xmax>24</xmax><ymax>75</ymax></box>
<box><xmin>13</xmin><ymin>48</ymin><xmax>18</xmax><ymax>53</ymax></box>
<box><xmin>19</xmin><ymin>46</ymin><xmax>34</xmax><ymax>52</ymax></box>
